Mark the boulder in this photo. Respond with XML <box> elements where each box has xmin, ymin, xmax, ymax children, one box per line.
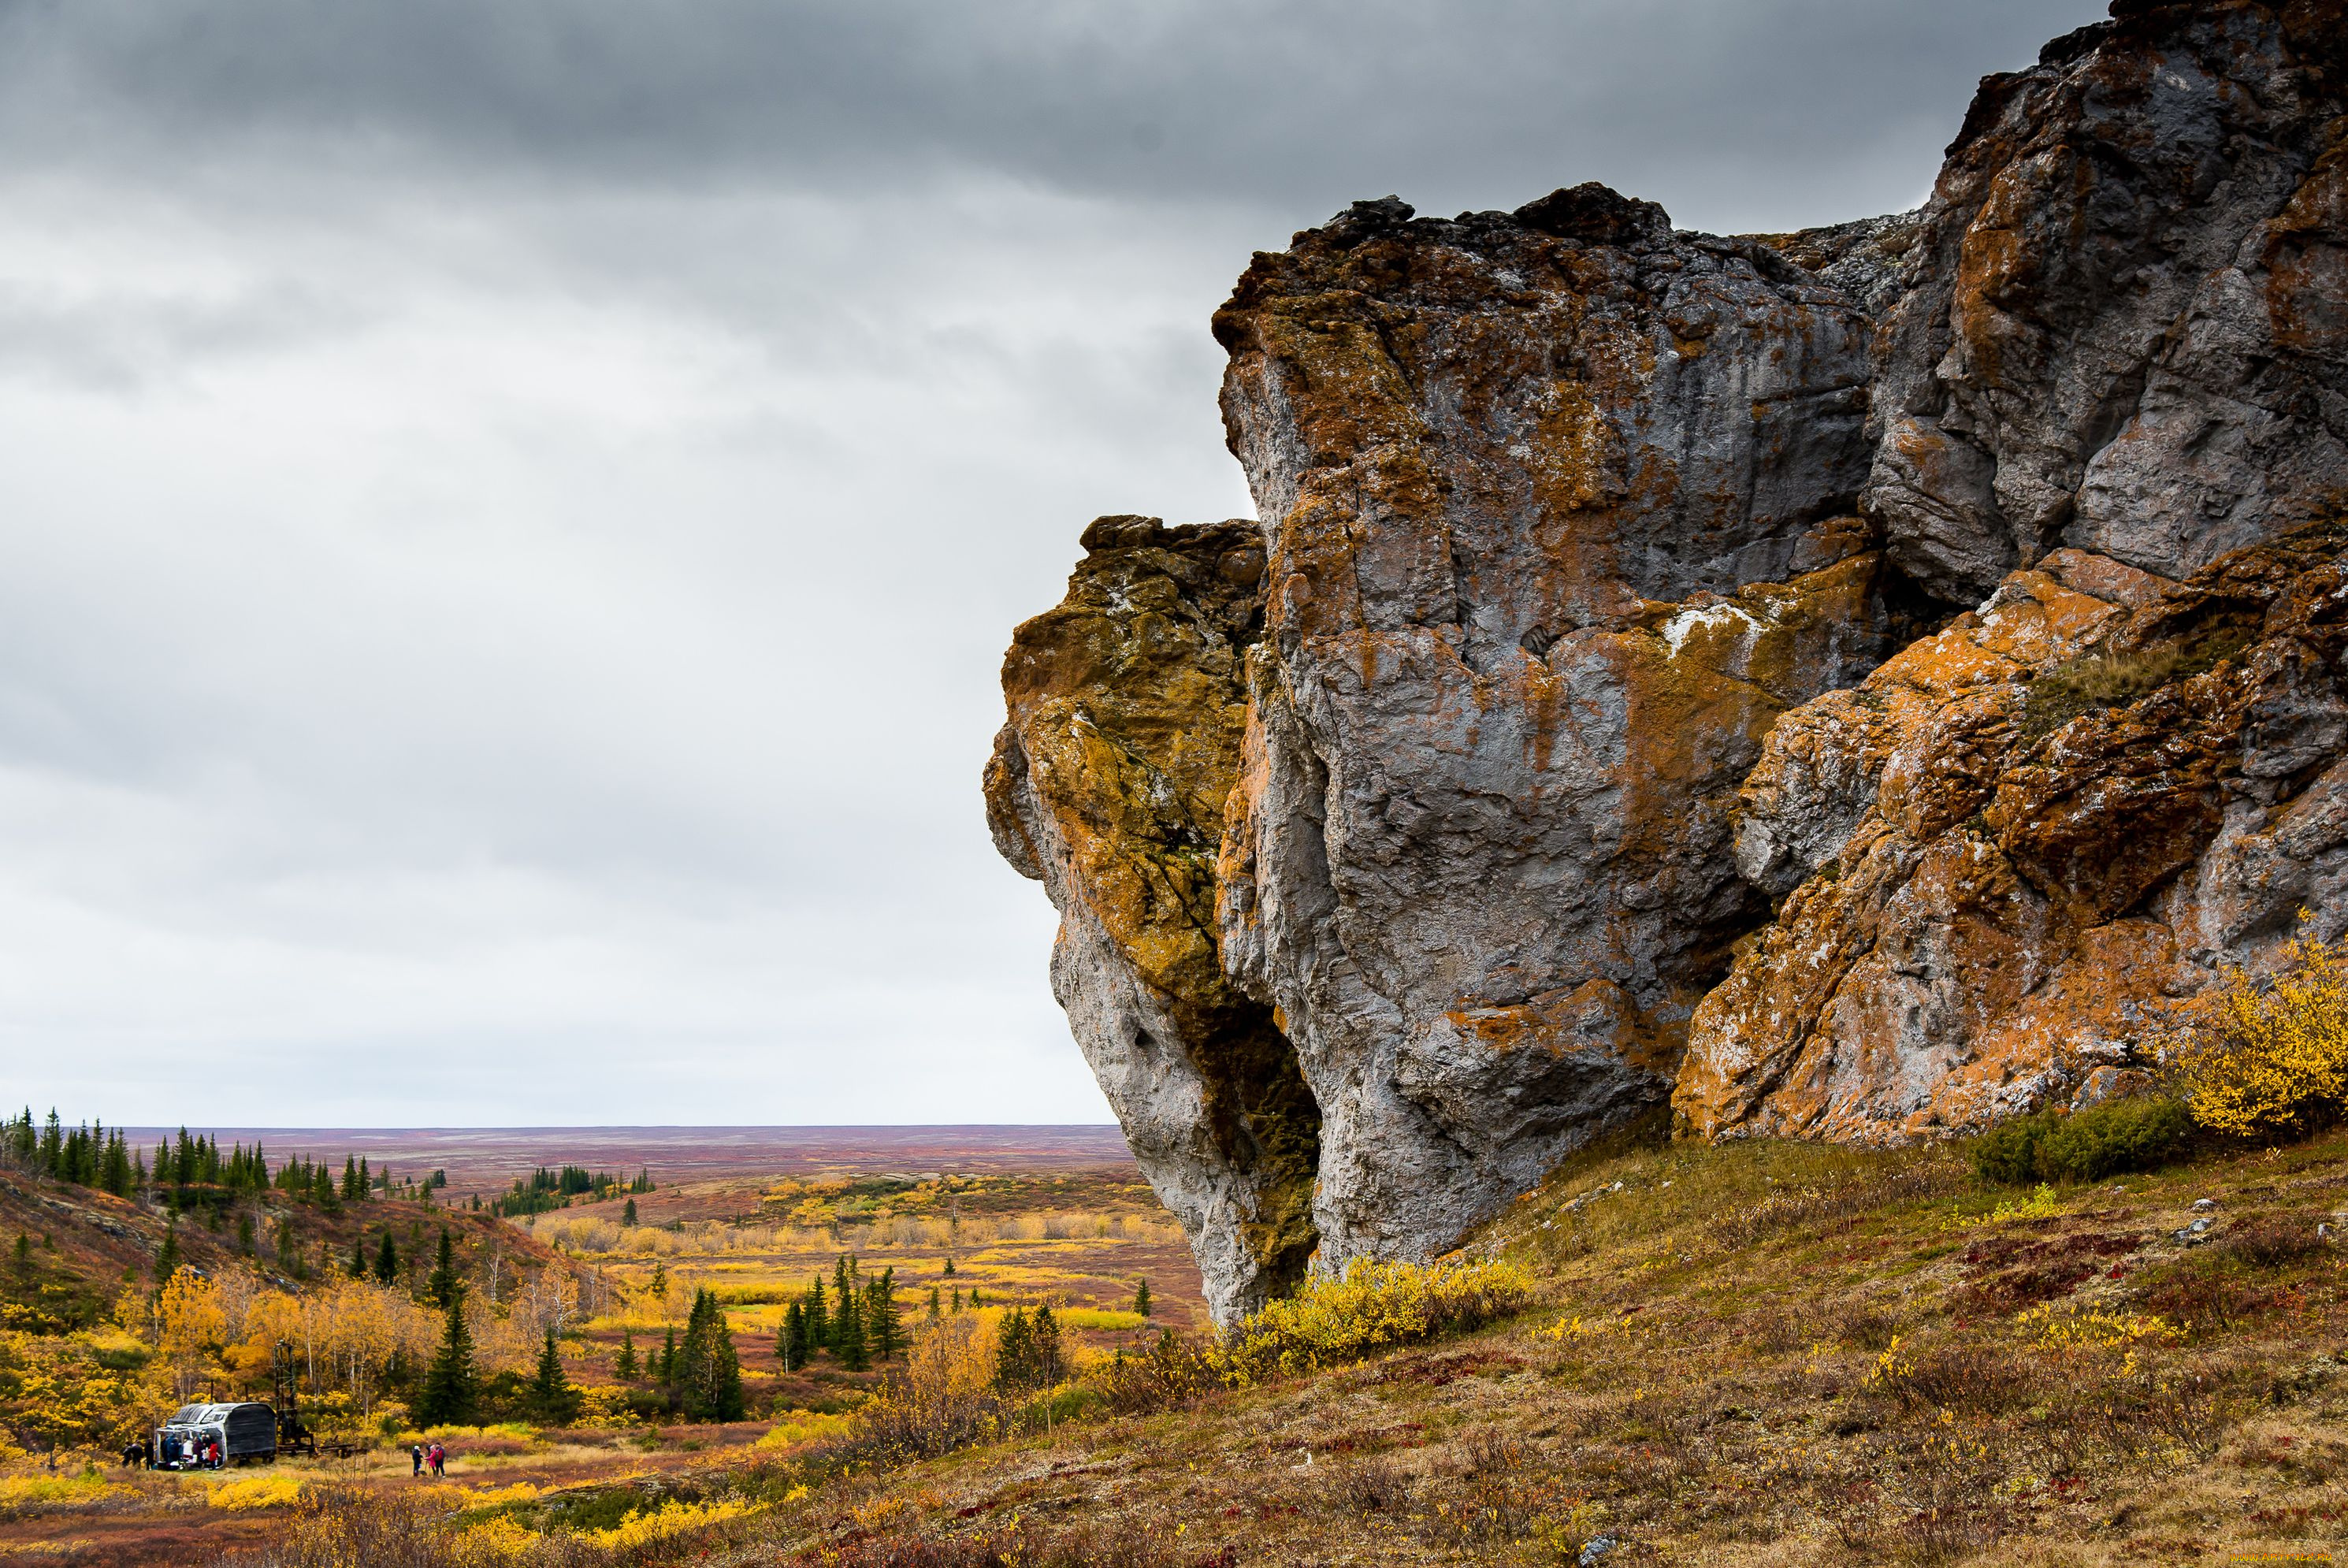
<box><xmin>983</xmin><ymin>0</ymin><xmax>2348</xmax><ymax>1309</ymax></box>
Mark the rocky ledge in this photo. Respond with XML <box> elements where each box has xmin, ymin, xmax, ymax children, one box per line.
<box><xmin>987</xmin><ymin>0</ymin><xmax>2348</xmax><ymax>1321</ymax></box>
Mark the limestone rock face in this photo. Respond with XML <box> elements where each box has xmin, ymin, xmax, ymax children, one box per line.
<box><xmin>1864</xmin><ymin>1</ymin><xmax>2348</xmax><ymax>602</ymax></box>
<box><xmin>1208</xmin><ymin>190</ymin><xmax>1917</xmax><ymax>1265</ymax></box>
<box><xmin>984</xmin><ymin>516</ymin><xmax>1320</xmax><ymax>1321</ymax></box>
<box><xmin>1677</xmin><ymin>520</ymin><xmax>2348</xmax><ymax>1141</ymax></box>
<box><xmin>985</xmin><ymin>0</ymin><xmax>2348</xmax><ymax>1310</ymax></box>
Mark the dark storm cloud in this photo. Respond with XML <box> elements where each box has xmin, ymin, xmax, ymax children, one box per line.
<box><xmin>0</xmin><ymin>0</ymin><xmax>2104</xmax><ymax>225</ymax></box>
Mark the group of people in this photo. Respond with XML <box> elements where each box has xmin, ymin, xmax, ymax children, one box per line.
<box><xmin>409</xmin><ymin>1440</ymin><xmax>448</xmax><ymax>1479</ymax></box>
<box><xmin>121</xmin><ymin>1433</ymin><xmax>222</xmax><ymax>1470</ymax></box>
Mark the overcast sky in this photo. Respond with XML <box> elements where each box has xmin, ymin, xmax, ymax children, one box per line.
<box><xmin>0</xmin><ymin>0</ymin><xmax>2104</xmax><ymax>1127</ymax></box>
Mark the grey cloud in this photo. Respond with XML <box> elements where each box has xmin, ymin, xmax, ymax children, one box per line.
<box><xmin>0</xmin><ymin>278</ymin><xmax>367</xmax><ymax>390</ymax></box>
<box><xmin>0</xmin><ymin>1</ymin><xmax>2105</xmax><ymax>228</ymax></box>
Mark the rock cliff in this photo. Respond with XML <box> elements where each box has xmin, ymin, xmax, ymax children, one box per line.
<box><xmin>988</xmin><ymin>0</ymin><xmax>2348</xmax><ymax>1319</ymax></box>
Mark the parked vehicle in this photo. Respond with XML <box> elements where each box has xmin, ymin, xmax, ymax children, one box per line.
<box><xmin>155</xmin><ymin>1402</ymin><xmax>277</xmax><ymax>1467</ymax></box>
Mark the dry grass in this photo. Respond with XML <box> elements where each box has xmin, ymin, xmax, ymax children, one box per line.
<box><xmin>2019</xmin><ymin>633</ymin><xmax>2249</xmax><ymax>741</ymax></box>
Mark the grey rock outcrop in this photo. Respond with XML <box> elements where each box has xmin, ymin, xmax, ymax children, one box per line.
<box><xmin>987</xmin><ymin>0</ymin><xmax>2348</xmax><ymax>1313</ymax></box>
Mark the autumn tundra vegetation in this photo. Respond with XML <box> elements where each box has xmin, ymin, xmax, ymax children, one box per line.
<box><xmin>0</xmin><ymin>947</ymin><xmax>2339</xmax><ymax>1562</ymax></box>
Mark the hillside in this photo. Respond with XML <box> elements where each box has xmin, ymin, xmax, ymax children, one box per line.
<box><xmin>748</xmin><ymin>1124</ymin><xmax>2346</xmax><ymax>1565</ymax></box>
<box><xmin>0</xmin><ymin>1161</ymin><xmax>582</xmax><ymax>1347</ymax></box>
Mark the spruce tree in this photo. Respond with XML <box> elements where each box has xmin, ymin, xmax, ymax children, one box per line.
<box><xmin>831</xmin><ymin>1254</ymin><xmax>856</xmax><ymax>1346</ymax></box>
<box><xmin>834</xmin><ymin>1286</ymin><xmax>868</xmax><ymax>1372</ymax></box>
<box><xmin>417</xmin><ymin>1287</ymin><xmax>478</xmax><ymax>1425</ymax></box>
<box><xmin>615</xmin><ymin>1329</ymin><xmax>639</xmax><ymax>1381</ymax></box>
<box><xmin>349</xmin><ymin>1237</ymin><xmax>367</xmax><ymax>1278</ymax></box>
<box><xmin>154</xmin><ymin>1217</ymin><xmax>180</xmax><ymax>1282</ymax></box>
<box><xmin>942</xmin><ymin>1257</ymin><xmax>955</xmax><ymax>1276</ymax></box>
<box><xmin>779</xmin><ymin>1302</ymin><xmax>807</xmax><ymax>1371</ymax></box>
<box><xmin>622</xmin><ymin>1198</ymin><xmax>637</xmax><ymax>1226</ymax></box>
<box><xmin>236</xmin><ymin>1211</ymin><xmax>255</xmax><ymax>1255</ymax></box>
<box><xmin>99</xmin><ymin>1135</ymin><xmax>132</xmax><ymax>1197</ymax></box>
<box><xmin>341</xmin><ymin>1155</ymin><xmax>360</xmax><ymax>1202</ymax></box>
<box><xmin>927</xmin><ymin>1285</ymin><xmax>941</xmax><ymax>1320</ymax></box>
<box><xmin>373</xmin><ymin>1230</ymin><xmax>398</xmax><ymax>1286</ymax></box>
<box><xmin>658</xmin><ymin>1326</ymin><xmax>678</xmax><ymax>1403</ymax></box>
<box><xmin>1135</xmin><ymin>1278</ymin><xmax>1152</xmax><ymax>1317</ymax></box>
<box><xmin>1031</xmin><ymin>1305</ymin><xmax>1063</xmax><ymax>1388</ymax></box>
<box><xmin>426</xmin><ymin>1228</ymin><xmax>459</xmax><ymax>1307</ymax></box>
<box><xmin>530</xmin><ymin>1329</ymin><xmax>578</xmax><ymax>1424</ymax></box>
<box><xmin>11</xmin><ymin>1232</ymin><xmax>30</xmax><ymax>1276</ymax></box>
<box><xmin>994</xmin><ymin>1307</ymin><xmax>1035</xmax><ymax>1392</ymax></box>
<box><xmin>866</xmin><ymin>1268</ymin><xmax>901</xmax><ymax>1362</ymax></box>
<box><xmin>676</xmin><ymin>1289</ymin><xmax>745</xmax><ymax>1421</ymax></box>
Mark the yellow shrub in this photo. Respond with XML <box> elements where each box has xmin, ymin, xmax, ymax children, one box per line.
<box><xmin>2165</xmin><ymin>932</ymin><xmax>2348</xmax><ymax>1135</ymax></box>
<box><xmin>1053</xmin><ymin>1308</ymin><xmax>1146</xmax><ymax>1331</ymax></box>
<box><xmin>755</xmin><ymin>1409</ymin><xmax>856</xmax><ymax>1451</ymax></box>
<box><xmin>454</xmin><ymin>1514</ymin><xmax>542</xmax><ymax>1564</ymax></box>
<box><xmin>2017</xmin><ymin>1302</ymin><xmax>2183</xmax><ymax>1353</ymax></box>
<box><xmin>1214</xmin><ymin>1258</ymin><xmax>1533</xmax><ymax>1384</ymax></box>
<box><xmin>0</xmin><ymin>1473</ymin><xmax>124</xmax><ymax>1510</ymax></box>
<box><xmin>570</xmin><ymin>1387</ymin><xmax>637</xmax><ymax>1429</ymax></box>
<box><xmin>579</xmin><ymin>1499</ymin><xmax>754</xmax><ymax>1549</ymax></box>
<box><xmin>208</xmin><ymin>1474</ymin><xmax>303</xmax><ymax>1511</ymax></box>
<box><xmin>1980</xmin><ymin>1184</ymin><xmax>2062</xmax><ymax>1226</ymax></box>
<box><xmin>1541</xmin><ymin>1313</ymin><xmax>1616</xmax><ymax>1343</ymax></box>
<box><xmin>455</xmin><ymin>1482</ymin><xmax>541</xmax><ymax>1508</ymax></box>
<box><xmin>1861</xmin><ymin>1336</ymin><xmax>1913</xmax><ymax>1395</ymax></box>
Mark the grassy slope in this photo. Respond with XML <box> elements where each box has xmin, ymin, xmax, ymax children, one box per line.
<box><xmin>756</xmin><ymin>1126</ymin><xmax>2347</xmax><ymax>1566</ymax></box>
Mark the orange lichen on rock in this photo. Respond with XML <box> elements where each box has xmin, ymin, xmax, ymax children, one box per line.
<box><xmin>986</xmin><ymin>516</ymin><xmax>1319</xmax><ymax>1321</ymax></box>
<box><xmin>1678</xmin><ymin>521</ymin><xmax>2348</xmax><ymax>1142</ymax></box>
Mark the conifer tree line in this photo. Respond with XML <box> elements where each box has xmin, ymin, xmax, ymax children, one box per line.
<box><xmin>4</xmin><ymin>1106</ymin><xmax>654</xmax><ymax>1224</ymax></box>
<box><xmin>491</xmin><ymin>1164</ymin><xmax>654</xmax><ymax>1218</ymax></box>
<box><xmin>775</xmin><ymin>1254</ymin><xmax>901</xmax><ymax>1373</ymax></box>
